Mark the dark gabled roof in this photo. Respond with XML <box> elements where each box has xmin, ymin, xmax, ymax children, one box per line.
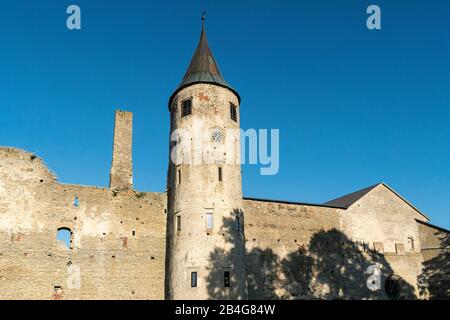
<box><xmin>323</xmin><ymin>182</ymin><xmax>429</xmax><ymax>220</ymax></box>
<box><xmin>324</xmin><ymin>183</ymin><xmax>381</xmax><ymax>209</ymax></box>
<box><xmin>323</xmin><ymin>183</ymin><xmax>381</xmax><ymax>208</ymax></box>
<box><xmin>168</xmin><ymin>19</ymin><xmax>240</xmax><ymax>109</ymax></box>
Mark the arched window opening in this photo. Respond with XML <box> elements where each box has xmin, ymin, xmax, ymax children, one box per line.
<box><xmin>57</xmin><ymin>227</ymin><xmax>73</xmax><ymax>250</ymax></box>
<box><xmin>385</xmin><ymin>274</ymin><xmax>402</xmax><ymax>300</ymax></box>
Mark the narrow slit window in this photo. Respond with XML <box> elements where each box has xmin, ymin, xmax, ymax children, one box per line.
<box><xmin>191</xmin><ymin>272</ymin><xmax>198</xmax><ymax>288</ymax></box>
<box><xmin>73</xmin><ymin>196</ymin><xmax>79</xmax><ymax>207</ymax></box>
<box><xmin>218</xmin><ymin>167</ymin><xmax>223</xmax><ymax>182</ymax></box>
<box><xmin>182</xmin><ymin>99</ymin><xmax>192</xmax><ymax>117</ymax></box>
<box><xmin>224</xmin><ymin>271</ymin><xmax>230</xmax><ymax>288</ymax></box>
<box><xmin>408</xmin><ymin>237</ymin><xmax>415</xmax><ymax>251</ymax></box>
<box><xmin>206</xmin><ymin>212</ymin><xmax>213</xmax><ymax>230</ymax></box>
<box><xmin>235</xmin><ymin>216</ymin><xmax>240</xmax><ymax>232</ymax></box>
<box><xmin>178</xmin><ymin>169</ymin><xmax>181</xmax><ymax>185</ymax></box>
<box><xmin>230</xmin><ymin>103</ymin><xmax>237</xmax><ymax>122</ymax></box>
<box><xmin>176</xmin><ymin>215</ymin><xmax>181</xmax><ymax>232</ymax></box>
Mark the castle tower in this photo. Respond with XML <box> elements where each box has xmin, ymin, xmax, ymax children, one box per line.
<box><xmin>109</xmin><ymin>110</ymin><xmax>133</xmax><ymax>191</ymax></box>
<box><xmin>166</xmin><ymin>18</ymin><xmax>247</xmax><ymax>300</ymax></box>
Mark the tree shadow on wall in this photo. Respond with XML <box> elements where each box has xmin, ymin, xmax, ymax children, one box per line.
<box><xmin>205</xmin><ymin>210</ymin><xmax>247</xmax><ymax>299</ymax></box>
<box><xmin>206</xmin><ymin>216</ymin><xmax>416</xmax><ymax>300</ymax></box>
<box><xmin>418</xmin><ymin>232</ymin><xmax>450</xmax><ymax>299</ymax></box>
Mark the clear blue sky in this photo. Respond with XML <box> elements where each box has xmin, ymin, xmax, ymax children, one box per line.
<box><xmin>0</xmin><ymin>1</ymin><xmax>449</xmax><ymax>229</ymax></box>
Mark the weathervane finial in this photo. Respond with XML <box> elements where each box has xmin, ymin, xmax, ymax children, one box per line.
<box><xmin>202</xmin><ymin>10</ymin><xmax>206</xmax><ymax>30</ymax></box>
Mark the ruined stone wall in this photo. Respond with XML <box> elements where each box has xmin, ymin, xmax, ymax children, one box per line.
<box><xmin>110</xmin><ymin>110</ymin><xmax>133</xmax><ymax>191</ymax></box>
<box><xmin>0</xmin><ymin>147</ymin><xmax>167</xmax><ymax>300</ymax></box>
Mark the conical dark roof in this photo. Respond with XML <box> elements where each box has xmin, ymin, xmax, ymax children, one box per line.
<box><xmin>169</xmin><ymin>21</ymin><xmax>240</xmax><ymax>108</ymax></box>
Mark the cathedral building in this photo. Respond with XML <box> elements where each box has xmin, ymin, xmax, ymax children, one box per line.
<box><xmin>0</xmin><ymin>20</ymin><xmax>447</xmax><ymax>300</ymax></box>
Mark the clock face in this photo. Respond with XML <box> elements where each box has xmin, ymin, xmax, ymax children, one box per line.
<box><xmin>211</xmin><ymin>129</ymin><xmax>224</xmax><ymax>143</ymax></box>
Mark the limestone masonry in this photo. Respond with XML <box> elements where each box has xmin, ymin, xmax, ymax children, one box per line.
<box><xmin>0</xmin><ymin>23</ymin><xmax>448</xmax><ymax>300</ymax></box>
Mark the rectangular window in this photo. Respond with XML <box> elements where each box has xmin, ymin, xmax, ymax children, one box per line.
<box><xmin>191</xmin><ymin>272</ymin><xmax>197</xmax><ymax>288</ymax></box>
<box><xmin>230</xmin><ymin>103</ymin><xmax>237</xmax><ymax>122</ymax></box>
<box><xmin>176</xmin><ymin>215</ymin><xmax>181</xmax><ymax>232</ymax></box>
<box><xmin>235</xmin><ymin>216</ymin><xmax>240</xmax><ymax>232</ymax></box>
<box><xmin>182</xmin><ymin>99</ymin><xmax>192</xmax><ymax>117</ymax></box>
<box><xmin>178</xmin><ymin>169</ymin><xmax>181</xmax><ymax>185</ymax></box>
<box><xmin>218</xmin><ymin>167</ymin><xmax>223</xmax><ymax>182</ymax></box>
<box><xmin>224</xmin><ymin>271</ymin><xmax>230</xmax><ymax>288</ymax></box>
<box><xmin>206</xmin><ymin>212</ymin><xmax>213</xmax><ymax>230</ymax></box>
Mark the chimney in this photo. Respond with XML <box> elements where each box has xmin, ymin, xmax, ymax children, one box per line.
<box><xmin>109</xmin><ymin>110</ymin><xmax>133</xmax><ymax>191</ymax></box>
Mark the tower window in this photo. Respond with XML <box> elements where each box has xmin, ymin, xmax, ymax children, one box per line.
<box><xmin>73</xmin><ymin>197</ymin><xmax>79</xmax><ymax>207</ymax></box>
<box><xmin>176</xmin><ymin>215</ymin><xmax>181</xmax><ymax>232</ymax></box>
<box><xmin>206</xmin><ymin>212</ymin><xmax>213</xmax><ymax>230</ymax></box>
<box><xmin>218</xmin><ymin>167</ymin><xmax>223</xmax><ymax>182</ymax></box>
<box><xmin>182</xmin><ymin>99</ymin><xmax>192</xmax><ymax>117</ymax></box>
<box><xmin>230</xmin><ymin>103</ymin><xmax>237</xmax><ymax>122</ymax></box>
<box><xmin>235</xmin><ymin>216</ymin><xmax>240</xmax><ymax>232</ymax></box>
<box><xmin>224</xmin><ymin>271</ymin><xmax>230</xmax><ymax>288</ymax></box>
<box><xmin>191</xmin><ymin>272</ymin><xmax>198</xmax><ymax>288</ymax></box>
<box><xmin>178</xmin><ymin>169</ymin><xmax>181</xmax><ymax>185</ymax></box>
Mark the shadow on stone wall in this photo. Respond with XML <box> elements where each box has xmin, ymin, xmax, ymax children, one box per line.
<box><xmin>418</xmin><ymin>232</ymin><xmax>450</xmax><ymax>300</ymax></box>
<box><xmin>205</xmin><ymin>210</ymin><xmax>247</xmax><ymax>300</ymax></box>
<box><xmin>206</xmin><ymin>216</ymin><xmax>416</xmax><ymax>300</ymax></box>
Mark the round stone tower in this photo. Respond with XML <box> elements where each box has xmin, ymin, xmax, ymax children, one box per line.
<box><xmin>165</xmin><ymin>18</ymin><xmax>247</xmax><ymax>300</ymax></box>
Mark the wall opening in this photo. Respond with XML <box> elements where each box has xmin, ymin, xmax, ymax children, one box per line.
<box><xmin>407</xmin><ymin>237</ymin><xmax>415</xmax><ymax>251</ymax></box>
<box><xmin>385</xmin><ymin>274</ymin><xmax>402</xmax><ymax>300</ymax></box>
<box><xmin>176</xmin><ymin>215</ymin><xmax>181</xmax><ymax>232</ymax></box>
<box><xmin>56</xmin><ymin>227</ymin><xmax>72</xmax><ymax>249</ymax></box>
<box><xmin>224</xmin><ymin>271</ymin><xmax>231</xmax><ymax>288</ymax></box>
<box><xmin>206</xmin><ymin>212</ymin><xmax>213</xmax><ymax>230</ymax></box>
<box><xmin>218</xmin><ymin>167</ymin><xmax>223</xmax><ymax>182</ymax></box>
<box><xmin>191</xmin><ymin>272</ymin><xmax>197</xmax><ymax>287</ymax></box>
<box><xmin>182</xmin><ymin>99</ymin><xmax>192</xmax><ymax>117</ymax></box>
<box><xmin>73</xmin><ymin>197</ymin><xmax>79</xmax><ymax>207</ymax></box>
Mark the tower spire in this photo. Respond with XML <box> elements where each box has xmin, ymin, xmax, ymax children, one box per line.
<box><xmin>168</xmin><ymin>15</ymin><xmax>240</xmax><ymax>109</ymax></box>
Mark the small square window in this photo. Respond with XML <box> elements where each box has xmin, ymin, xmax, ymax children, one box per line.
<box><xmin>224</xmin><ymin>271</ymin><xmax>230</xmax><ymax>288</ymax></box>
<box><xmin>191</xmin><ymin>272</ymin><xmax>197</xmax><ymax>288</ymax></box>
<box><xmin>230</xmin><ymin>103</ymin><xmax>237</xmax><ymax>122</ymax></box>
<box><xmin>182</xmin><ymin>99</ymin><xmax>192</xmax><ymax>117</ymax></box>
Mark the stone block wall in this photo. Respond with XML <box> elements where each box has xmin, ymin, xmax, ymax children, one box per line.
<box><xmin>0</xmin><ymin>147</ymin><xmax>167</xmax><ymax>299</ymax></box>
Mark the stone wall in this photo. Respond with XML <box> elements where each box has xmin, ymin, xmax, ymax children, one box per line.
<box><xmin>0</xmin><ymin>147</ymin><xmax>167</xmax><ymax>300</ymax></box>
<box><xmin>416</xmin><ymin>220</ymin><xmax>449</xmax><ymax>299</ymax></box>
<box><xmin>340</xmin><ymin>184</ymin><xmax>426</xmax><ymax>297</ymax></box>
<box><xmin>243</xmin><ymin>198</ymin><xmax>344</xmax><ymax>299</ymax></box>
